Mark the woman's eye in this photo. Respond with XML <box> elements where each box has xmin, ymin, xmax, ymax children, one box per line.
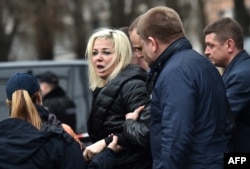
<box><xmin>92</xmin><ymin>51</ymin><xmax>98</xmax><ymax>56</ymax></box>
<box><xmin>103</xmin><ymin>51</ymin><xmax>111</xmax><ymax>55</ymax></box>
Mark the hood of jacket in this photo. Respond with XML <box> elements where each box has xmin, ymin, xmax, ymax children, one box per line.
<box><xmin>0</xmin><ymin>118</ymin><xmax>46</xmax><ymax>164</ymax></box>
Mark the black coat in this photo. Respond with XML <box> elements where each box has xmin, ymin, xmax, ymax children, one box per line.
<box><xmin>43</xmin><ymin>86</ymin><xmax>77</xmax><ymax>131</ymax></box>
<box><xmin>0</xmin><ymin>105</ymin><xmax>118</xmax><ymax>169</ymax></box>
<box><xmin>0</xmin><ymin>118</ymin><xmax>86</xmax><ymax>169</ymax></box>
<box><xmin>87</xmin><ymin>64</ymin><xmax>152</xmax><ymax>169</ymax></box>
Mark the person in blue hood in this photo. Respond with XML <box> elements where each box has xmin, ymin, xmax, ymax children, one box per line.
<box><xmin>0</xmin><ymin>72</ymin><xmax>121</xmax><ymax>169</ymax></box>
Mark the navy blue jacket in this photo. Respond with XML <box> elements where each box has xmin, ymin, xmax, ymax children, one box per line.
<box><xmin>0</xmin><ymin>118</ymin><xmax>86</xmax><ymax>169</ymax></box>
<box><xmin>0</xmin><ymin>107</ymin><xmax>116</xmax><ymax>169</ymax></box>
<box><xmin>149</xmin><ymin>37</ymin><xmax>232</xmax><ymax>169</ymax></box>
<box><xmin>222</xmin><ymin>50</ymin><xmax>250</xmax><ymax>152</ymax></box>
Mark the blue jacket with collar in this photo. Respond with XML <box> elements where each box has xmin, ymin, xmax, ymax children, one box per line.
<box><xmin>148</xmin><ymin>37</ymin><xmax>232</xmax><ymax>169</ymax></box>
<box><xmin>222</xmin><ymin>50</ymin><xmax>250</xmax><ymax>152</ymax></box>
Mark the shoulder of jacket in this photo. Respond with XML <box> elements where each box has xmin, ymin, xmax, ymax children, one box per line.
<box><xmin>42</xmin><ymin>114</ymin><xmax>73</xmax><ymax>144</ymax></box>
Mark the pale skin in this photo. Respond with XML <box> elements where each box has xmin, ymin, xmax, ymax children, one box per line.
<box><xmin>204</xmin><ymin>33</ymin><xmax>239</xmax><ymax>68</ymax></box>
<box><xmin>39</xmin><ymin>82</ymin><xmax>54</xmax><ymax>97</ymax></box>
<box><xmin>140</xmin><ymin>35</ymin><xmax>170</xmax><ymax>66</ymax></box>
<box><xmin>83</xmin><ymin>106</ymin><xmax>145</xmax><ymax>161</ymax></box>
<box><xmin>129</xmin><ymin>28</ymin><xmax>149</xmax><ymax>71</ymax></box>
<box><xmin>92</xmin><ymin>38</ymin><xmax>117</xmax><ymax>79</ymax></box>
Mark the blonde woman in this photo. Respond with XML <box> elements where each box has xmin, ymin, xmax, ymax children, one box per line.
<box><xmin>84</xmin><ymin>28</ymin><xmax>151</xmax><ymax>169</ymax></box>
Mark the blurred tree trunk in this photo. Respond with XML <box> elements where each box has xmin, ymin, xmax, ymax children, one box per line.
<box><xmin>167</xmin><ymin>0</ymin><xmax>206</xmax><ymax>53</ymax></box>
<box><xmin>234</xmin><ymin>0</ymin><xmax>250</xmax><ymax>36</ymax></box>
<box><xmin>72</xmin><ymin>0</ymin><xmax>86</xmax><ymax>59</ymax></box>
<box><xmin>197</xmin><ymin>0</ymin><xmax>207</xmax><ymax>51</ymax></box>
<box><xmin>109</xmin><ymin>0</ymin><xmax>126</xmax><ymax>28</ymax></box>
<box><xmin>0</xmin><ymin>17</ymin><xmax>18</xmax><ymax>62</ymax></box>
<box><xmin>33</xmin><ymin>0</ymin><xmax>54</xmax><ymax>60</ymax></box>
<box><xmin>0</xmin><ymin>1</ymin><xmax>19</xmax><ymax>61</ymax></box>
<box><xmin>126</xmin><ymin>0</ymin><xmax>140</xmax><ymax>25</ymax></box>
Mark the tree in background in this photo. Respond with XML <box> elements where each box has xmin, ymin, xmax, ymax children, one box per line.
<box><xmin>234</xmin><ymin>0</ymin><xmax>250</xmax><ymax>36</ymax></box>
<box><xmin>0</xmin><ymin>0</ymin><xmax>20</xmax><ymax>61</ymax></box>
<box><xmin>0</xmin><ymin>0</ymin><xmax>249</xmax><ymax>61</ymax></box>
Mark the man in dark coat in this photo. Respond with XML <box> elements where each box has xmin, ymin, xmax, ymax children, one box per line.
<box><xmin>37</xmin><ymin>71</ymin><xmax>77</xmax><ymax>131</ymax></box>
<box><xmin>137</xmin><ymin>6</ymin><xmax>233</xmax><ymax>169</ymax></box>
<box><xmin>204</xmin><ymin>17</ymin><xmax>250</xmax><ymax>152</ymax></box>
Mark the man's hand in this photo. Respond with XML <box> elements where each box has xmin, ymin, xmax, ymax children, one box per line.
<box><xmin>83</xmin><ymin>139</ymin><xmax>106</xmax><ymax>161</ymax></box>
<box><xmin>107</xmin><ymin>135</ymin><xmax>123</xmax><ymax>153</ymax></box>
<box><xmin>125</xmin><ymin>105</ymin><xmax>144</xmax><ymax>120</ymax></box>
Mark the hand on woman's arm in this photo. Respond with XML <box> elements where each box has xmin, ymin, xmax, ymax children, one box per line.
<box><xmin>125</xmin><ymin>105</ymin><xmax>144</xmax><ymax>120</ymax></box>
<box><xmin>107</xmin><ymin>135</ymin><xmax>123</xmax><ymax>153</ymax></box>
<box><xmin>83</xmin><ymin>139</ymin><xmax>106</xmax><ymax>161</ymax></box>
<box><xmin>123</xmin><ymin>103</ymin><xmax>151</xmax><ymax>149</ymax></box>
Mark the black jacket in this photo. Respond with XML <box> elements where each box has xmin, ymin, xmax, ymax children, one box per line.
<box><xmin>87</xmin><ymin>64</ymin><xmax>152</xmax><ymax>169</ymax></box>
<box><xmin>0</xmin><ymin>117</ymin><xmax>117</xmax><ymax>169</ymax></box>
<box><xmin>0</xmin><ymin>118</ymin><xmax>86</xmax><ymax>169</ymax></box>
<box><xmin>43</xmin><ymin>86</ymin><xmax>77</xmax><ymax>131</ymax></box>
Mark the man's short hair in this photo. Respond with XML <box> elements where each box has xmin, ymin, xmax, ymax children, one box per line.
<box><xmin>36</xmin><ymin>71</ymin><xmax>59</xmax><ymax>85</ymax></box>
<box><xmin>137</xmin><ymin>6</ymin><xmax>184</xmax><ymax>44</ymax></box>
<box><xmin>203</xmin><ymin>17</ymin><xmax>244</xmax><ymax>49</ymax></box>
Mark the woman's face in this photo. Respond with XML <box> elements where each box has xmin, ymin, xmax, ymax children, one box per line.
<box><xmin>92</xmin><ymin>38</ymin><xmax>116</xmax><ymax>79</ymax></box>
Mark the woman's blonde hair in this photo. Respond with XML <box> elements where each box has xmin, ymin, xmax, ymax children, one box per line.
<box><xmin>6</xmin><ymin>90</ymin><xmax>42</xmax><ymax>130</ymax></box>
<box><xmin>85</xmin><ymin>28</ymin><xmax>132</xmax><ymax>91</ymax></box>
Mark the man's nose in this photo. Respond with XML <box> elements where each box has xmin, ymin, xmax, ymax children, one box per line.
<box><xmin>204</xmin><ymin>47</ymin><xmax>210</xmax><ymax>56</ymax></box>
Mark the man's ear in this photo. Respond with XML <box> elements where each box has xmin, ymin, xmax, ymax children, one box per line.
<box><xmin>226</xmin><ymin>39</ymin><xmax>235</xmax><ymax>52</ymax></box>
<box><xmin>148</xmin><ymin>36</ymin><xmax>158</xmax><ymax>53</ymax></box>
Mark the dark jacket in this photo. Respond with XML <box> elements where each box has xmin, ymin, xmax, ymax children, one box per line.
<box><xmin>43</xmin><ymin>86</ymin><xmax>77</xmax><ymax>131</ymax></box>
<box><xmin>0</xmin><ymin>117</ymin><xmax>117</xmax><ymax>169</ymax></box>
<box><xmin>87</xmin><ymin>64</ymin><xmax>152</xmax><ymax>169</ymax></box>
<box><xmin>222</xmin><ymin>50</ymin><xmax>250</xmax><ymax>152</ymax></box>
<box><xmin>0</xmin><ymin>118</ymin><xmax>86</xmax><ymax>169</ymax></box>
<box><xmin>148</xmin><ymin>37</ymin><xmax>232</xmax><ymax>169</ymax></box>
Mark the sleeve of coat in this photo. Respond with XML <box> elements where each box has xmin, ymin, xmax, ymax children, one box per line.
<box><xmin>88</xmin><ymin>148</ymin><xmax>115</xmax><ymax>169</ymax></box>
<box><xmin>122</xmin><ymin>100</ymin><xmax>151</xmax><ymax>149</ymax></box>
<box><xmin>120</xmin><ymin>79</ymin><xmax>151</xmax><ymax>149</ymax></box>
<box><xmin>224</xmin><ymin>70</ymin><xmax>250</xmax><ymax>116</ymax></box>
<box><xmin>62</xmin><ymin>141</ymin><xmax>88</xmax><ymax>169</ymax></box>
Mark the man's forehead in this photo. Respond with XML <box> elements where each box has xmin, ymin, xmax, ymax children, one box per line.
<box><xmin>130</xmin><ymin>35</ymin><xmax>142</xmax><ymax>45</ymax></box>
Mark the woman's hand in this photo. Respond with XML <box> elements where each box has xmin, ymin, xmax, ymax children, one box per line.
<box><xmin>83</xmin><ymin>139</ymin><xmax>106</xmax><ymax>161</ymax></box>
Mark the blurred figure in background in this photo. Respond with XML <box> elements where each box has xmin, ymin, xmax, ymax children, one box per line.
<box><xmin>36</xmin><ymin>71</ymin><xmax>77</xmax><ymax>131</ymax></box>
<box><xmin>128</xmin><ymin>16</ymin><xmax>149</xmax><ymax>71</ymax></box>
<box><xmin>204</xmin><ymin>17</ymin><xmax>250</xmax><ymax>152</ymax></box>
<box><xmin>120</xmin><ymin>25</ymin><xmax>149</xmax><ymax>71</ymax></box>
